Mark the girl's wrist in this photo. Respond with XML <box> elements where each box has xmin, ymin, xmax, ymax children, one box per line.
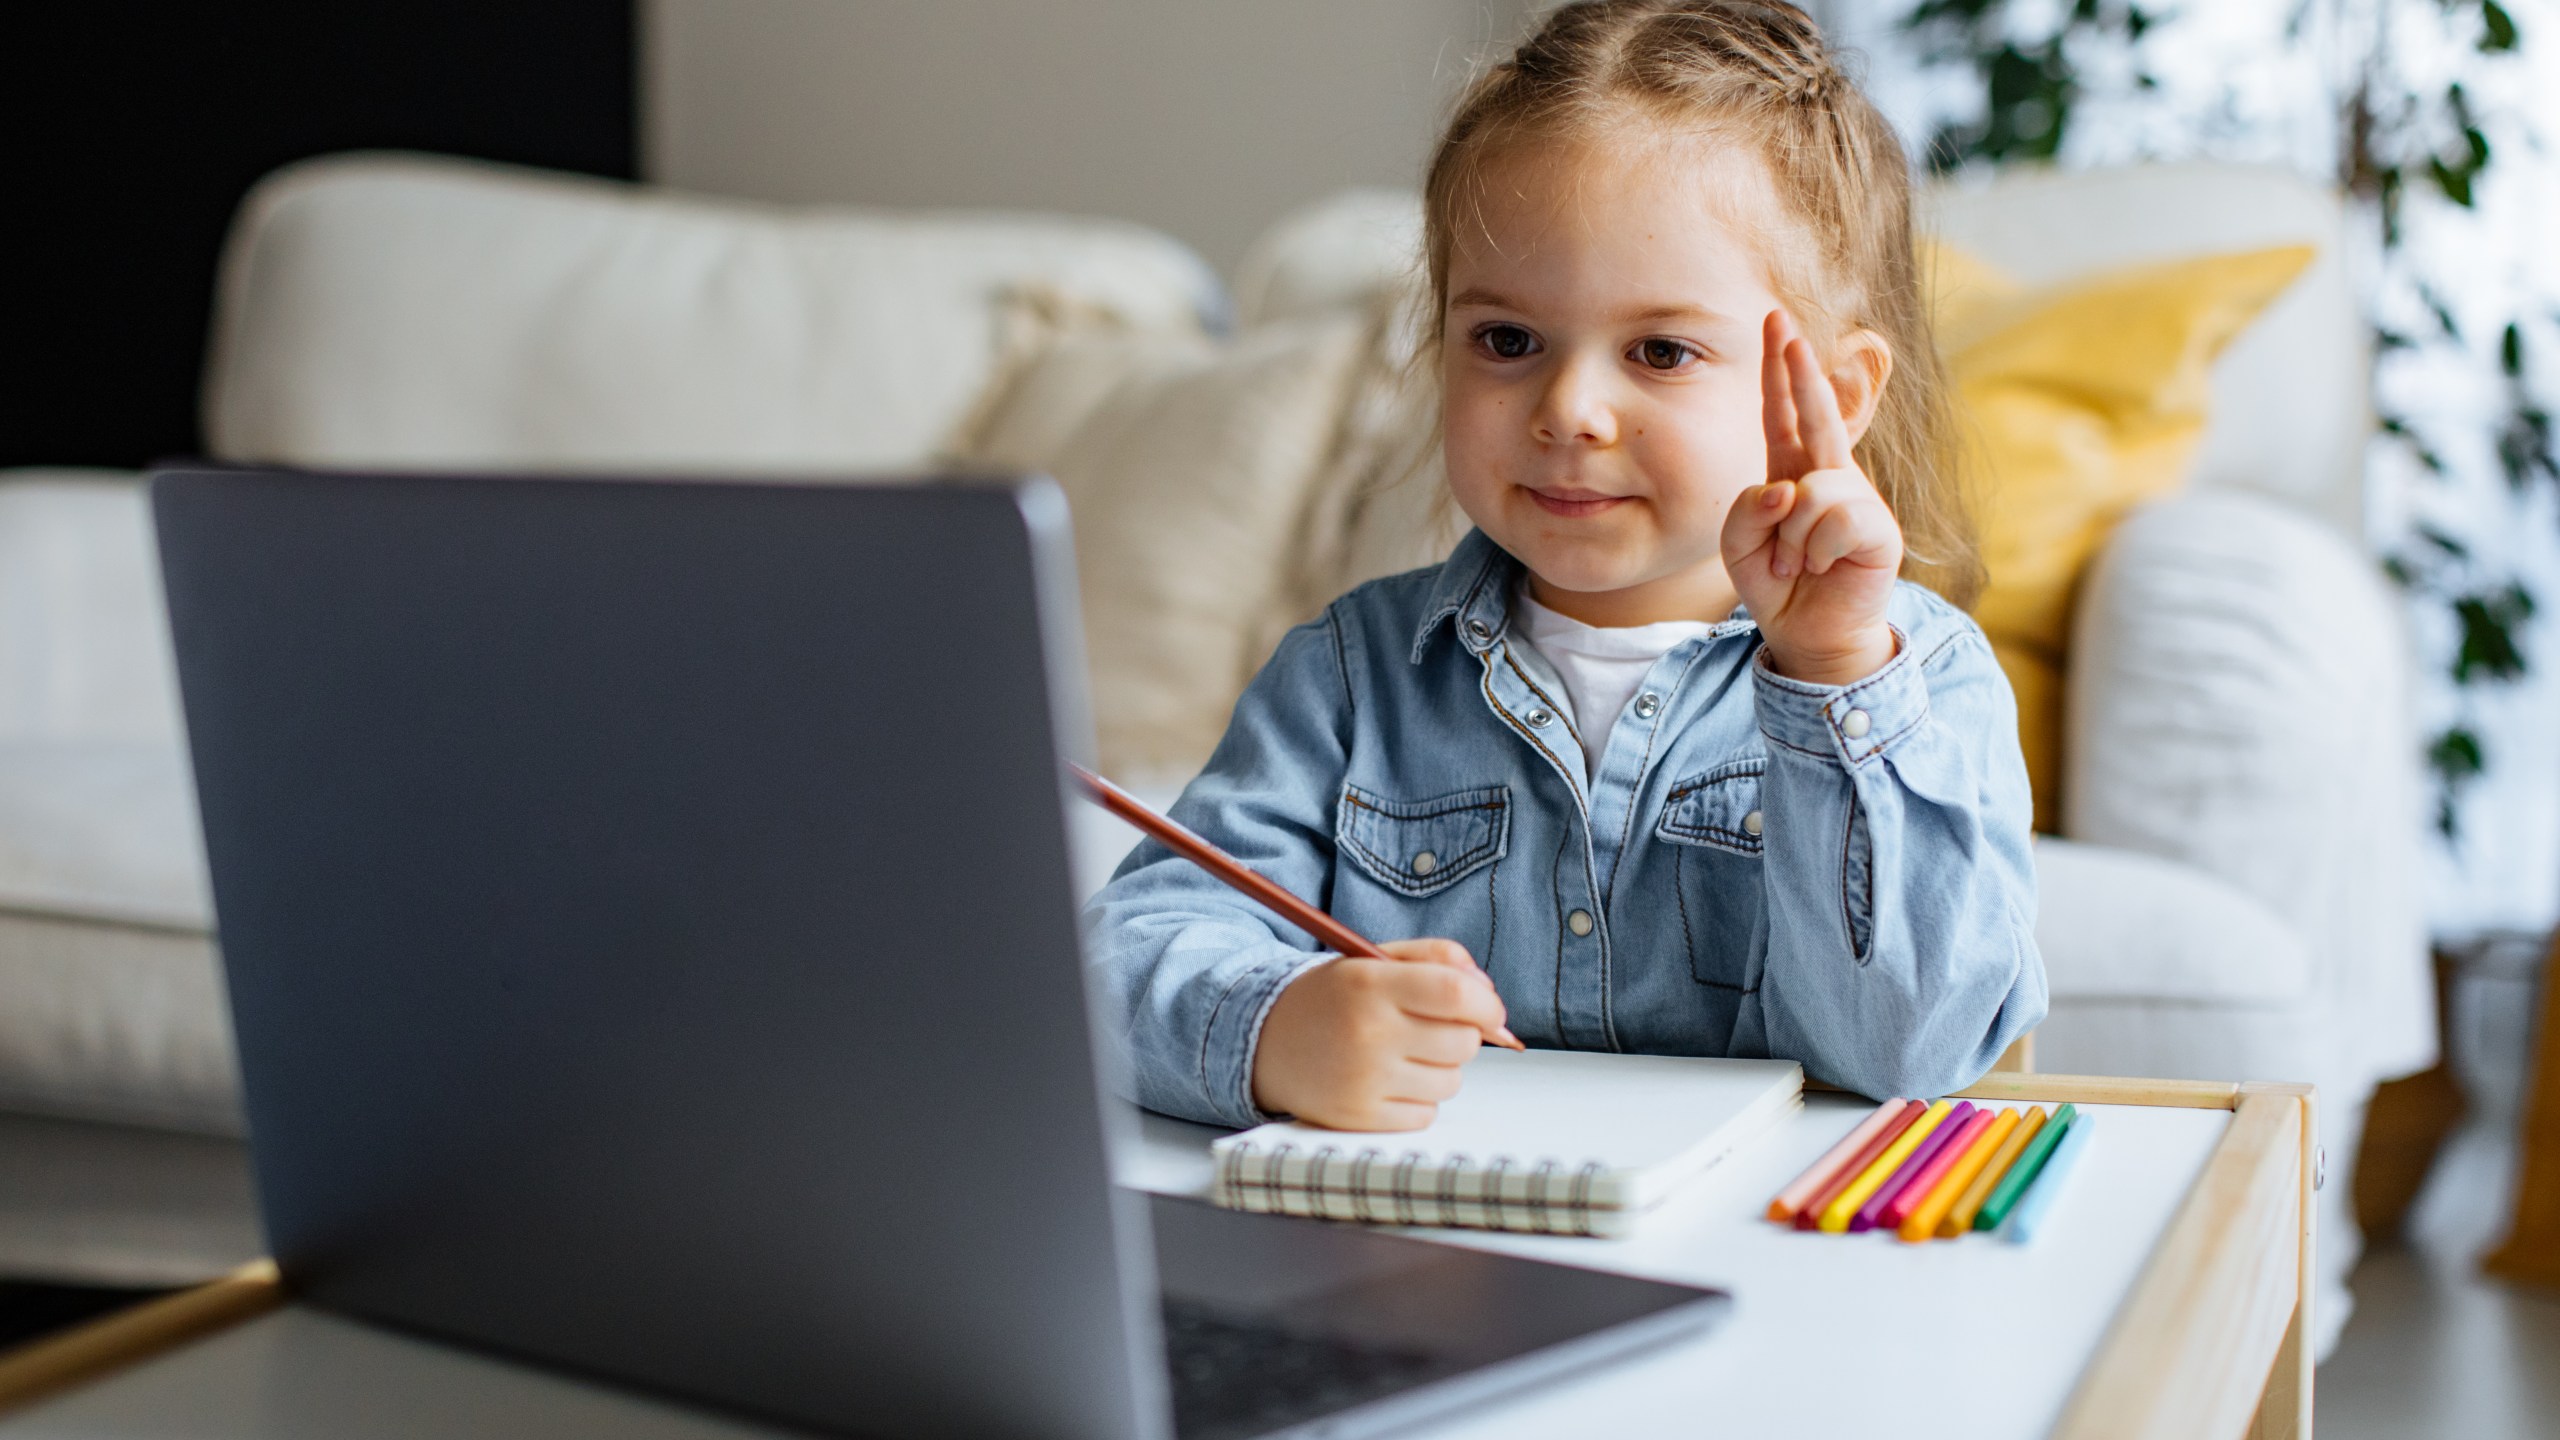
<box><xmin>1765</xmin><ymin>626</ymin><xmax>1898</xmax><ymax>687</ymax></box>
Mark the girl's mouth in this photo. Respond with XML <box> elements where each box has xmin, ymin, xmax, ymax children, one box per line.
<box><xmin>1526</xmin><ymin>487</ymin><xmax>1627</xmax><ymax>518</ymax></box>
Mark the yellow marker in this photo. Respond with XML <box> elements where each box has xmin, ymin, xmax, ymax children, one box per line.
<box><xmin>1817</xmin><ymin>1099</ymin><xmax>1951</xmax><ymax>1233</ymax></box>
<box><xmin>1899</xmin><ymin>1107</ymin><xmax>2019</xmax><ymax>1242</ymax></box>
<box><xmin>1938</xmin><ymin>1106</ymin><xmax>2047</xmax><ymax>1238</ymax></box>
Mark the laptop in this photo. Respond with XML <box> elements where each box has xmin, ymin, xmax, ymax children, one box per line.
<box><xmin>151</xmin><ymin>466</ymin><xmax>1728</xmax><ymax>1440</ymax></box>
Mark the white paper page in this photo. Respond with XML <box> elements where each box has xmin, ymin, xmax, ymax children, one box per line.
<box><xmin>1211</xmin><ymin>1049</ymin><xmax>1801</xmax><ymax>1206</ymax></box>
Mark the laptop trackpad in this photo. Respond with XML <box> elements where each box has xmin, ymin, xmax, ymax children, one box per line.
<box><xmin>1144</xmin><ymin>1193</ymin><xmax>1725</xmax><ymax>1440</ymax></box>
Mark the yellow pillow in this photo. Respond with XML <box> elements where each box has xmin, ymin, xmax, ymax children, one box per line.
<box><xmin>1929</xmin><ymin>243</ymin><xmax>2315</xmax><ymax>832</ymax></box>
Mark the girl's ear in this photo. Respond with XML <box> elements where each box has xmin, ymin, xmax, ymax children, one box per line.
<box><xmin>1829</xmin><ymin>329</ymin><xmax>1894</xmax><ymax>446</ymax></box>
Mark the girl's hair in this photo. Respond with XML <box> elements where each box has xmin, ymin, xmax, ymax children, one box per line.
<box><xmin>1422</xmin><ymin>0</ymin><xmax>1980</xmax><ymax>606</ymax></box>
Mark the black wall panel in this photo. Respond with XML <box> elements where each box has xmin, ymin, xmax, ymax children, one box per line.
<box><xmin>2</xmin><ymin>4</ymin><xmax>635</xmax><ymax>468</ymax></box>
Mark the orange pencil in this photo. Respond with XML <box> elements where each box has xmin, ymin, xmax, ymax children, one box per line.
<box><xmin>1071</xmin><ymin>763</ymin><xmax>1524</xmax><ymax>1050</ymax></box>
<box><xmin>1767</xmin><ymin>1099</ymin><xmax>1911</xmax><ymax>1223</ymax></box>
<box><xmin>1899</xmin><ymin>1106</ymin><xmax>2018</xmax><ymax>1242</ymax></box>
<box><xmin>1938</xmin><ymin>1105</ymin><xmax>2047</xmax><ymax>1238</ymax></box>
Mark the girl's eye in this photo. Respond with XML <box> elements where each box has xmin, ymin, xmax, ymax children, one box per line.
<box><xmin>1633</xmin><ymin>338</ymin><xmax>1699</xmax><ymax>371</ymax></box>
<box><xmin>1474</xmin><ymin>323</ymin><xmax>1539</xmax><ymax>361</ymax></box>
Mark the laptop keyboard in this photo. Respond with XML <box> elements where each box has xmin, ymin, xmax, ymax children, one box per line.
<box><xmin>1160</xmin><ymin>1300</ymin><xmax>1445</xmax><ymax>1440</ymax></box>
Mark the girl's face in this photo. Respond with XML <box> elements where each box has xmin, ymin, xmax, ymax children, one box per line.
<box><xmin>1440</xmin><ymin>138</ymin><xmax>1862</xmax><ymax>627</ymax></box>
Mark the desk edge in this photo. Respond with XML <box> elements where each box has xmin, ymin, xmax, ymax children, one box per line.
<box><xmin>0</xmin><ymin>1260</ymin><xmax>284</xmax><ymax>1419</ymax></box>
<box><xmin>2052</xmin><ymin>1083</ymin><xmax>2314</xmax><ymax>1440</ymax></box>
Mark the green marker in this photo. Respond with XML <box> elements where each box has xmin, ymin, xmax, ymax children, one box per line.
<box><xmin>1974</xmin><ymin>1102</ymin><xmax>2076</xmax><ymax>1231</ymax></box>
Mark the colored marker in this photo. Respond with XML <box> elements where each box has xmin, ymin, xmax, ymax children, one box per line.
<box><xmin>1852</xmin><ymin>1102</ymin><xmax>1975</xmax><ymax>1232</ymax></box>
<box><xmin>1901</xmin><ymin>1106</ymin><xmax>2018</xmax><ymax>1242</ymax></box>
<box><xmin>1793</xmin><ymin>1100</ymin><xmax>1923</xmax><ymax>1231</ymax></box>
<box><xmin>1940</xmin><ymin>1106</ymin><xmax>2045</xmax><ymax>1237</ymax></box>
<box><xmin>1768</xmin><ymin>1099</ymin><xmax>1912</xmax><ymax>1223</ymax></box>
<box><xmin>2005</xmin><ymin>1111</ymin><xmax>2095</xmax><ymax>1244</ymax></box>
<box><xmin>1817</xmin><ymin>1099</ymin><xmax>1951</xmax><ymax>1234</ymax></box>
<box><xmin>1880</xmin><ymin>1105</ymin><xmax>1996</xmax><ymax>1232</ymax></box>
<box><xmin>1975</xmin><ymin>1103</ymin><xmax>2078</xmax><ymax>1231</ymax></box>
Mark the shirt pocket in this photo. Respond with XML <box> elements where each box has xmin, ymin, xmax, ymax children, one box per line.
<box><xmin>1655</xmin><ymin>759</ymin><xmax>1766</xmax><ymax>992</ymax></box>
<box><xmin>1656</xmin><ymin>759</ymin><xmax>1766</xmax><ymax>857</ymax></box>
<box><xmin>1335</xmin><ymin>783</ymin><xmax>1511</xmax><ymax>898</ymax></box>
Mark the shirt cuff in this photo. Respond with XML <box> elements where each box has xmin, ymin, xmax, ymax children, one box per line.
<box><xmin>1209</xmin><ymin>949</ymin><xmax>1337</xmax><ymax>1127</ymax></box>
<box><xmin>1752</xmin><ymin>625</ymin><xmax>1924</xmax><ymax>769</ymax></box>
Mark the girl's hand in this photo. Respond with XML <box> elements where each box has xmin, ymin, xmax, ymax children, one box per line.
<box><xmin>1250</xmin><ymin>938</ymin><xmax>1508</xmax><ymax>1131</ymax></box>
<box><xmin>1721</xmin><ymin>311</ymin><xmax>1902</xmax><ymax>686</ymax></box>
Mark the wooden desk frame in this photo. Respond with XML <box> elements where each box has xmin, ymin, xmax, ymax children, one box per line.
<box><xmin>0</xmin><ymin>1075</ymin><xmax>2316</xmax><ymax>1440</ymax></box>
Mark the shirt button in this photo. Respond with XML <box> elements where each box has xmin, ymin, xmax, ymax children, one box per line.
<box><xmin>1525</xmin><ymin>707</ymin><xmax>1552</xmax><ymax>728</ymax></box>
<box><xmin>1566</xmin><ymin>908</ymin><xmax>1595</xmax><ymax>936</ymax></box>
<box><xmin>1743</xmin><ymin>809</ymin><xmax>1764</xmax><ymax>837</ymax></box>
<box><xmin>1632</xmin><ymin>692</ymin><xmax>1662</xmax><ymax>719</ymax></box>
<box><xmin>1841</xmin><ymin>708</ymin><xmax>1872</xmax><ymax>740</ymax></box>
<box><xmin>1466</xmin><ymin>618</ymin><xmax>1492</xmax><ymax>641</ymax></box>
<box><xmin>1411</xmin><ymin>850</ymin><xmax>1438</xmax><ymax>875</ymax></box>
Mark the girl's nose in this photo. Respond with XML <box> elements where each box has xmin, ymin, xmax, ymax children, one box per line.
<box><xmin>1530</xmin><ymin>353</ymin><xmax>1618</xmax><ymax>447</ymax></box>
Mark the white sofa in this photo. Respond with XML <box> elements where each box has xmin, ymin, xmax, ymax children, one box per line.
<box><xmin>0</xmin><ymin>153</ymin><xmax>2430</xmax><ymax>1352</ymax></box>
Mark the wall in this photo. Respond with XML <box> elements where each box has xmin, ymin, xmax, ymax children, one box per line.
<box><xmin>642</xmin><ymin>0</ymin><xmax>1532</xmax><ymax>274</ymax></box>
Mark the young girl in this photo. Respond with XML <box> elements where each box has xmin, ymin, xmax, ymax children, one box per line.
<box><xmin>1087</xmin><ymin>0</ymin><xmax>2044</xmax><ymax>1131</ymax></box>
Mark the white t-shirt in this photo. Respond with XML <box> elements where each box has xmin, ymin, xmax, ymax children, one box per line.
<box><xmin>1512</xmin><ymin>583</ymin><xmax>1722</xmax><ymax>785</ymax></box>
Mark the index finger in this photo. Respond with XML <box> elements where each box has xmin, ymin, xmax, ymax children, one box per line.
<box><xmin>1786</xmin><ymin>335</ymin><xmax>1856</xmax><ymax>473</ymax></box>
<box><xmin>1762</xmin><ymin>310</ymin><xmax>1805</xmax><ymax>480</ymax></box>
<box><xmin>1383</xmin><ymin>963</ymin><xmax>1511</xmax><ymax>1036</ymax></box>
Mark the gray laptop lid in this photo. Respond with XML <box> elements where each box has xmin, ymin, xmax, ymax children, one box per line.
<box><xmin>153</xmin><ymin>469</ymin><xmax>1169</xmax><ymax>1440</ymax></box>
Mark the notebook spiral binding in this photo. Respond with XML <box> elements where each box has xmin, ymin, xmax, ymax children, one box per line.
<box><xmin>1212</xmin><ymin>1140</ymin><xmax>1609</xmax><ymax>1235</ymax></box>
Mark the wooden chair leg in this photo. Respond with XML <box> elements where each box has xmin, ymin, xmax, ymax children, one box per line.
<box><xmin>2484</xmin><ymin>928</ymin><xmax>2560</xmax><ymax>1290</ymax></box>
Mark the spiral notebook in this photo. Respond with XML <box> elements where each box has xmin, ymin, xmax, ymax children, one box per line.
<box><xmin>1210</xmin><ymin>1050</ymin><xmax>1803</xmax><ymax>1237</ymax></box>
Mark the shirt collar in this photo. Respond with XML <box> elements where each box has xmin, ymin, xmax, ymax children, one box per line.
<box><xmin>1409</xmin><ymin>530</ymin><xmax>1520</xmax><ymax>664</ymax></box>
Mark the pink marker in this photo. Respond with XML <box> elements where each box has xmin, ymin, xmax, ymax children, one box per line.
<box><xmin>1766</xmin><ymin>1099</ymin><xmax>1911</xmax><ymax>1224</ymax></box>
<box><xmin>1878</xmin><ymin>1106</ymin><xmax>1998</xmax><ymax>1231</ymax></box>
<box><xmin>1850</xmin><ymin>1101</ymin><xmax>1976</xmax><ymax>1232</ymax></box>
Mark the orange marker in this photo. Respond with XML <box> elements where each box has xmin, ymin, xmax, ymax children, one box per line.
<box><xmin>1938</xmin><ymin>1105</ymin><xmax>2046</xmax><ymax>1238</ymax></box>
<box><xmin>1768</xmin><ymin>1099</ymin><xmax>1911</xmax><ymax>1223</ymax></box>
<box><xmin>1899</xmin><ymin>1106</ymin><xmax>2018</xmax><ymax>1242</ymax></box>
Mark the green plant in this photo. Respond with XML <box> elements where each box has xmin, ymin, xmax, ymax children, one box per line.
<box><xmin>1904</xmin><ymin>0</ymin><xmax>2554</xmax><ymax>837</ymax></box>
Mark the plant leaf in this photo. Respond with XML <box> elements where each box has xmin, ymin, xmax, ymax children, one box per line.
<box><xmin>2451</xmin><ymin>584</ymin><xmax>2534</xmax><ymax>684</ymax></box>
<box><xmin>2483</xmin><ymin>0</ymin><xmax>2520</xmax><ymax>52</ymax></box>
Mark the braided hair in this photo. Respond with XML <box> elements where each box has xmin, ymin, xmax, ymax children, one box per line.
<box><xmin>1422</xmin><ymin>0</ymin><xmax>1978</xmax><ymax>605</ymax></box>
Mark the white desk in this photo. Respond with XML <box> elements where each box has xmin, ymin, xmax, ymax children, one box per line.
<box><xmin>0</xmin><ymin>1075</ymin><xmax>2314</xmax><ymax>1440</ymax></box>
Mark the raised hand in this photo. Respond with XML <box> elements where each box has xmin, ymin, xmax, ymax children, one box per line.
<box><xmin>1720</xmin><ymin>310</ymin><xmax>1902</xmax><ymax>686</ymax></box>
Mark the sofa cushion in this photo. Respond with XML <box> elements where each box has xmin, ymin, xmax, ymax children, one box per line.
<box><xmin>2068</xmin><ymin>488</ymin><xmax>2434</xmax><ymax>1088</ymax></box>
<box><xmin>0</xmin><ymin>743</ymin><xmax>210</xmax><ymax>933</ymax></box>
<box><xmin>1926</xmin><ymin>163</ymin><xmax>2370</xmax><ymax>535</ymax></box>
<box><xmin>0</xmin><ymin>472</ymin><xmax>184</xmax><ymax>748</ymax></box>
<box><xmin>0</xmin><ymin>1112</ymin><xmax>256</xmax><ymax>1285</ymax></box>
<box><xmin>953</xmin><ymin>307</ymin><xmax>1372</xmax><ymax>781</ymax></box>
<box><xmin>0</xmin><ymin>740</ymin><xmax>233</xmax><ymax>1136</ymax></box>
<box><xmin>1937</xmin><ymin>243</ymin><xmax>2314</xmax><ymax>831</ymax></box>
<box><xmin>2031</xmin><ymin>836</ymin><xmax>2307</xmax><ymax>1004</ymax></box>
<box><xmin>1232</xmin><ymin>188</ymin><xmax>1426</xmax><ymax>330</ymax></box>
<box><xmin>204</xmin><ymin>152</ymin><xmax>1224</xmax><ymax>476</ymax></box>
<box><xmin>0</xmin><ymin>913</ymin><xmax>237</xmax><ymax>1137</ymax></box>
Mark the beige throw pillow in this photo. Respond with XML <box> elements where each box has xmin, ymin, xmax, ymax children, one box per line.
<box><xmin>1301</xmin><ymin>286</ymin><xmax>1469</xmax><ymax>606</ymax></box>
<box><xmin>952</xmin><ymin>304</ymin><xmax>1371</xmax><ymax>781</ymax></box>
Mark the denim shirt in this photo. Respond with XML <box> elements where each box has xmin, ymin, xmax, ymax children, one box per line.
<box><xmin>1084</xmin><ymin>530</ymin><xmax>2046</xmax><ymax>1127</ymax></box>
